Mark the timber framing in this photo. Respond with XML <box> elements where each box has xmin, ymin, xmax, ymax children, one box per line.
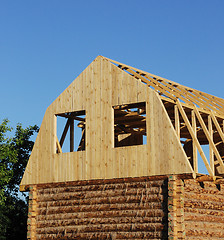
<box><xmin>20</xmin><ymin>56</ymin><xmax>224</xmax><ymax>191</ymax></box>
<box><xmin>103</xmin><ymin>56</ymin><xmax>224</xmax><ymax>178</ymax></box>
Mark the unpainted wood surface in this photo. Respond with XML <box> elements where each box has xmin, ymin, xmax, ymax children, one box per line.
<box><xmin>20</xmin><ymin>56</ymin><xmax>193</xmax><ymax>188</ymax></box>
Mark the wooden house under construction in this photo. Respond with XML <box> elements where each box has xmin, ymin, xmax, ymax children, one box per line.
<box><xmin>21</xmin><ymin>56</ymin><xmax>224</xmax><ymax>239</ymax></box>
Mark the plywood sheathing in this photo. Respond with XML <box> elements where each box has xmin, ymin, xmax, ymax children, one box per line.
<box><xmin>20</xmin><ymin>56</ymin><xmax>193</xmax><ymax>189</ymax></box>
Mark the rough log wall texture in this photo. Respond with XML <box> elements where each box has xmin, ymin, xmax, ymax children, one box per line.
<box><xmin>34</xmin><ymin>177</ymin><xmax>168</xmax><ymax>240</ymax></box>
<box><xmin>27</xmin><ymin>175</ymin><xmax>224</xmax><ymax>240</ymax></box>
<box><xmin>27</xmin><ymin>186</ymin><xmax>37</xmax><ymax>240</ymax></box>
<box><xmin>167</xmin><ymin>175</ymin><xmax>185</xmax><ymax>240</ymax></box>
<box><xmin>184</xmin><ymin>179</ymin><xmax>224</xmax><ymax>240</ymax></box>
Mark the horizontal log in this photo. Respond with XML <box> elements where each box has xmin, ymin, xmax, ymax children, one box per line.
<box><xmin>184</xmin><ymin>212</ymin><xmax>224</xmax><ymax>223</ymax></box>
<box><xmin>185</xmin><ymin>221</ymin><xmax>224</xmax><ymax>231</ymax></box>
<box><xmin>36</xmin><ymin>209</ymin><xmax>166</xmax><ymax>222</ymax></box>
<box><xmin>37</xmin><ymin>187</ymin><xmax>165</xmax><ymax>203</ymax></box>
<box><xmin>186</xmin><ymin>227</ymin><xmax>224</xmax><ymax>238</ymax></box>
<box><xmin>36</xmin><ymin>231</ymin><xmax>165</xmax><ymax>240</ymax></box>
<box><xmin>184</xmin><ymin>206</ymin><xmax>224</xmax><ymax>217</ymax></box>
<box><xmin>38</xmin><ymin>202</ymin><xmax>165</xmax><ymax>215</ymax></box>
<box><xmin>184</xmin><ymin>180</ymin><xmax>224</xmax><ymax>195</ymax></box>
<box><xmin>37</xmin><ymin>181</ymin><xmax>166</xmax><ymax>199</ymax></box>
<box><xmin>36</xmin><ymin>222</ymin><xmax>166</xmax><ymax>234</ymax></box>
<box><xmin>184</xmin><ymin>198</ymin><xmax>224</xmax><ymax>210</ymax></box>
<box><xmin>37</xmin><ymin>194</ymin><xmax>164</xmax><ymax>209</ymax></box>
<box><xmin>184</xmin><ymin>191</ymin><xmax>224</xmax><ymax>203</ymax></box>
<box><xmin>36</xmin><ymin>216</ymin><xmax>164</xmax><ymax>229</ymax></box>
<box><xmin>35</xmin><ymin>175</ymin><xmax>168</xmax><ymax>190</ymax></box>
<box><xmin>185</xmin><ymin>237</ymin><xmax>221</xmax><ymax>240</ymax></box>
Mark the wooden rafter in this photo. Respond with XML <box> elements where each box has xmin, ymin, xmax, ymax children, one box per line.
<box><xmin>103</xmin><ymin>56</ymin><xmax>224</xmax><ymax>117</ymax></box>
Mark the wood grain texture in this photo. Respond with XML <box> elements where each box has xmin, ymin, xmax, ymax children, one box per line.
<box><xmin>184</xmin><ymin>179</ymin><xmax>224</xmax><ymax>239</ymax></box>
<box><xmin>33</xmin><ymin>177</ymin><xmax>168</xmax><ymax>240</ymax></box>
<box><xmin>21</xmin><ymin>56</ymin><xmax>195</xmax><ymax>188</ymax></box>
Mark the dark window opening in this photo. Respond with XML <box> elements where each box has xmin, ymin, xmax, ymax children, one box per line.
<box><xmin>56</xmin><ymin>110</ymin><xmax>86</xmax><ymax>153</ymax></box>
<box><xmin>113</xmin><ymin>102</ymin><xmax>146</xmax><ymax>148</ymax></box>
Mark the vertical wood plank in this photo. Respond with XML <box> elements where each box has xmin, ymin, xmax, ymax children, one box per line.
<box><xmin>147</xmin><ymin>88</ymin><xmax>156</xmax><ymax>175</ymax></box>
<box><xmin>192</xmin><ymin>110</ymin><xmax>198</xmax><ymax>173</ymax></box>
<box><xmin>70</xmin><ymin>119</ymin><xmax>74</xmax><ymax>152</ymax></box>
<box><xmin>93</xmin><ymin>57</ymin><xmax>101</xmax><ymax>179</ymax></box>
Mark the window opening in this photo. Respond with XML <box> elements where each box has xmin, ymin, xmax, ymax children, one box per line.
<box><xmin>56</xmin><ymin>110</ymin><xmax>86</xmax><ymax>153</ymax></box>
<box><xmin>113</xmin><ymin>102</ymin><xmax>146</xmax><ymax>148</ymax></box>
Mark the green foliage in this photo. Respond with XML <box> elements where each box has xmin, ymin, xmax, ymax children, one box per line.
<box><xmin>0</xmin><ymin>119</ymin><xmax>39</xmax><ymax>240</ymax></box>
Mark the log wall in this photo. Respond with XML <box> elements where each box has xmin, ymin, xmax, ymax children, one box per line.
<box><xmin>184</xmin><ymin>179</ymin><xmax>224</xmax><ymax>240</ymax></box>
<box><xmin>33</xmin><ymin>176</ymin><xmax>168</xmax><ymax>240</ymax></box>
<box><xmin>27</xmin><ymin>175</ymin><xmax>224</xmax><ymax>239</ymax></box>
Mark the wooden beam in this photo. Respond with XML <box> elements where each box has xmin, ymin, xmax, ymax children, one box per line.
<box><xmin>69</xmin><ymin>119</ymin><xmax>74</xmax><ymax>152</ymax></box>
<box><xmin>77</xmin><ymin>129</ymin><xmax>85</xmax><ymax>151</ymax></box>
<box><xmin>208</xmin><ymin>115</ymin><xmax>214</xmax><ymax>173</ymax></box>
<box><xmin>192</xmin><ymin>110</ymin><xmax>198</xmax><ymax>172</ymax></box>
<box><xmin>143</xmin><ymin>74</ymin><xmax>194</xmax><ymax>106</ymax></box>
<box><xmin>176</xmin><ymin>100</ymin><xmax>213</xmax><ymax>176</ymax></box>
<box><xmin>59</xmin><ymin>119</ymin><xmax>70</xmax><ymax>147</ymax></box>
<box><xmin>210</xmin><ymin>111</ymin><xmax>224</xmax><ymax>144</ymax></box>
<box><xmin>56</xmin><ymin>136</ymin><xmax>62</xmax><ymax>153</ymax></box>
<box><xmin>126</xmin><ymin>68</ymin><xmax>177</xmax><ymax>101</ymax></box>
<box><xmin>194</xmin><ymin>106</ymin><xmax>224</xmax><ymax>172</ymax></box>
<box><xmin>174</xmin><ymin>105</ymin><xmax>180</xmax><ymax>138</ymax></box>
<box><xmin>160</xmin><ymin>96</ymin><xmax>224</xmax><ymax>120</ymax></box>
<box><xmin>103</xmin><ymin>56</ymin><xmax>224</xmax><ymax>116</ymax></box>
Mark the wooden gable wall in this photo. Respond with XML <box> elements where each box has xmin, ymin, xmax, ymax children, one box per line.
<box><xmin>20</xmin><ymin>56</ymin><xmax>193</xmax><ymax>189</ymax></box>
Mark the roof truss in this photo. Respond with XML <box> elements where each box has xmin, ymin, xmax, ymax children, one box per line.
<box><xmin>103</xmin><ymin>56</ymin><xmax>224</xmax><ymax>178</ymax></box>
<box><xmin>103</xmin><ymin>56</ymin><xmax>224</xmax><ymax>118</ymax></box>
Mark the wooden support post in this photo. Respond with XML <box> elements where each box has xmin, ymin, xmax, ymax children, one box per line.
<box><xmin>168</xmin><ymin>175</ymin><xmax>185</xmax><ymax>240</ymax></box>
<box><xmin>176</xmin><ymin>100</ymin><xmax>213</xmax><ymax>176</ymax></box>
<box><xmin>210</xmin><ymin>111</ymin><xmax>224</xmax><ymax>144</ymax></box>
<box><xmin>208</xmin><ymin>115</ymin><xmax>214</xmax><ymax>173</ymax></box>
<box><xmin>194</xmin><ymin>106</ymin><xmax>224</xmax><ymax>173</ymax></box>
<box><xmin>27</xmin><ymin>185</ymin><xmax>37</xmax><ymax>240</ymax></box>
<box><xmin>69</xmin><ymin>119</ymin><xmax>74</xmax><ymax>152</ymax></box>
<box><xmin>175</xmin><ymin>105</ymin><xmax>180</xmax><ymax>139</ymax></box>
<box><xmin>191</xmin><ymin>110</ymin><xmax>198</xmax><ymax>173</ymax></box>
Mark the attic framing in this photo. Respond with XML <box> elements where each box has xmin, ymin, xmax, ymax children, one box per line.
<box><xmin>103</xmin><ymin>56</ymin><xmax>224</xmax><ymax>178</ymax></box>
<box><xmin>20</xmin><ymin>56</ymin><xmax>224</xmax><ymax>190</ymax></box>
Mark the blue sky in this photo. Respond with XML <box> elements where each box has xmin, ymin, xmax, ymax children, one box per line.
<box><xmin>1</xmin><ymin>0</ymin><xmax>224</xmax><ymax>128</ymax></box>
<box><xmin>1</xmin><ymin>0</ymin><xmax>224</xmax><ymax>170</ymax></box>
